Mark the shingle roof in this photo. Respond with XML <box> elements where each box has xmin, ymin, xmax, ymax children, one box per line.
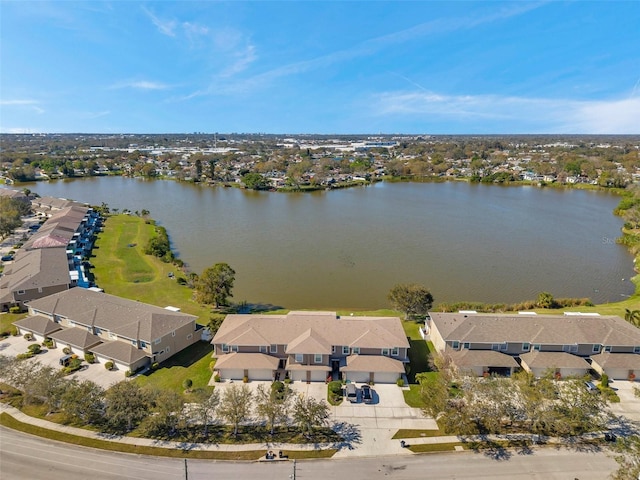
<box><xmin>447</xmin><ymin>349</ymin><xmax>519</xmax><ymax>368</ymax></box>
<box><xmin>13</xmin><ymin>315</ymin><xmax>62</xmax><ymax>336</ymax></box>
<box><xmin>430</xmin><ymin>312</ymin><xmax>640</xmax><ymax>347</ymax></box>
<box><xmin>91</xmin><ymin>341</ymin><xmax>148</xmax><ymax>365</ymax></box>
<box><xmin>215</xmin><ymin>352</ymin><xmax>280</xmax><ymax>370</ymax></box>
<box><xmin>213</xmin><ymin>311</ymin><xmax>408</xmax><ymax>350</ymax></box>
<box><xmin>0</xmin><ymin>248</ymin><xmax>71</xmax><ymax>293</ymax></box>
<box><xmin>591</xmin><ymin>352</ymin><xmax>640</xmax><ymax>370</ymax></box>
<box><xmin>519</xmin><ymin>351</ymin><xmax>590</xmax><ymax>369</ymax></box>
<box><xmin>49</xmin><ymin>328</ymin><xmax>102</xmax><ymax>349</ymax></box>
<box><xmin>285</xmin><ymin>329</ymin><xmax>332</xmax><ymax>354</ymax></box>
<box><xmin>27</xmin><ymin>288</ymin><xmax>197</xmax><ymax>342</ymax></box>
<box><xmin>341</xmin><ymin>354</ymin><xmax>405</xmax><ymax>373</ymax></box>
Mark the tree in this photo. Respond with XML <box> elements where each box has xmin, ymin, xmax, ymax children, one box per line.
<box><xmin>242</xmin><ymin>172</ymin><xmax>270</xmax><ymax>190</ymax></box>
<box><xmin>104</xmin><ymin>381</ymin><xmax>151</xmax><ymax>433</ymax></box>
<box><xmin>625</xmin><ymin>309</ymin><xmax>640</xmax><ymax>327</ymax></box>
<box><xmin>0</xmin><ymin>197</ymin><xmax>26</xmax><ymax>240</ymax></box>
<box><xmin>291</xmin><ymin>394</ymin><xmax>330</xmax><ymax>438</ymax></box>
<box><xmin>255</xmin><ymin>382</ymin><xmax>292</xmax><ymax>435</ymax></box>
<box><xmin>61</xmin><ymin>379</ymin><xmax>105</xmax><ymax>425</ymax></box>
<box><xmin>387</xmin><ymin>283</ymin><xmax>434</xmax><ymax>319</ymax></box>
<box><xmin>218</xmin><ymin>384</ymin><xmax>252</xmax><ymax>436</ymax></box>
<box><xmin>139</xmin><ymin>389</ymin><xmax>185</xmax><ymax>438</ymax></box>
<box><xmin>190</xmin><ymin>387</ymin><xmax>220</xmax><ymax>437</ymax></box>
<box><xmin>195</xmin><ymin>263</ymin><xmax>236</xmax><ymax>308</ymax></box>
<box><xmin>536</xmin><ymin>291</ymin><xmax>556</xmax><ymax>309</ymax></box>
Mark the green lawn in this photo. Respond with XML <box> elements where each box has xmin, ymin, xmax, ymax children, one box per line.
<box><xmin>135</xmin><ymin>341</ymin><xmax>215</xmax><ymax>393</ymax></box>
<box><xmin>392</xmin><ymin>428</ymin><xmax>444</xmax><ymax>439</ymax></box>
<box><xmin>402</xmin><ymin>320</ymin><xmax>433</xmax><ymax>384</ymax></box>
<box><xmin>0</xmin><ymin>312</ymin><xmax>25</xmax><ymax>336</ymax></box>
<box><xmin>91</xmin><ymin>215</ymin><xmax>211</xmax><ymax>322</ymax></box>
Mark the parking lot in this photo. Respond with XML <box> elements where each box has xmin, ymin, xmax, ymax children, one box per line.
<box><xmin>0</xmin><ymin>333</ymin><xmax>125</xmax><ymax>388</ymax></box>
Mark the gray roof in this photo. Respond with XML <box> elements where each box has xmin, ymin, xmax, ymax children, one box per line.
<box><xmin>91</xmin><ymin>341</ymin><xmax>148</xmax><ymax>365</ymax></box>
<box><xmin>27</xmin><ymin>288</ymin><xmax>197</xmax><ymax>342</ymax></box>
<box><xmin>49</xmin><ymin>327</ymin><xmax>103</xmax><ymax>349</ymax></box>
<box><xmin>213</xmin><ymin>311</ymin><xmax>408</xmax><ymax>350</ymax></box>
<box><xmin>215</xmin><ymin>352</ymin><xmax>280</xmax><ymax>370</ymax></box>
<box><xmin>448</xmin><ymin>349</ymin><xmax>519</xmax><ymax>368</ymax></box>
<box><xmin>0</xmin><ymin>248</ymin><xmax>71</xmax><ymax>293</ymax></box>
<box><xmin>430</xmin><ymin>312</ymin><xmax>640</xmax><ymax>347</ymax></box>
<box><xmin>591</xmin><ymin>352</ymin><xmax>640</xmax><ymax>370</ymax></box>
<box><xmin>13</xmin><ymin>315</ymin><xmax>62</xmax><ymax>336</ymax></box>
<box><xmin>519</xmin><ymin>351</ymin><xmax>590</xmax><ymax>369</ymax></box>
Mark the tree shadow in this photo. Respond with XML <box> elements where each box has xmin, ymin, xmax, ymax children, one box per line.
<box><xmin>330</xmin><ymin>421</ymin><xmax>362</xmax><ymax>451</ymax></box>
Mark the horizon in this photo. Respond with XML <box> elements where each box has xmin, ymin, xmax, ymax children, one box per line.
<box><xmin>1</xmin><ymin>1</ymin><xmax>639</xmax><ymax>135</ymax></box>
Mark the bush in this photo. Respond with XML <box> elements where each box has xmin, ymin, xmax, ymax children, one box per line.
<box><xmin>63</xmin><ymin>358</ymin><xmax>83</xmax><ymax>375</ymax></box>
<box><xmin>9</xmin><ymin>306</ymin><xmax>22</xmax><ymax>314</ymax></box>
<box><xmin>1</xmin><ymin>325</ymin><xmax>18</xmax><ymax>338</ymax></box>
<box><xmin>176</xmin><ymin>277</ymin><xmax>187</xmax><ymax>285</ymax></box>
<box><xmin>84</xmin><ymin>352</ymin><xmax>95</xmax><ymax>364</ymax></box>
<box><xmin>183</xmin><ymin>378</ymin><xmax>193</xmax><ymax>390</ymax></box>
<box><xmin>62</xmin><ymin>347</ymin><xmax>71</xmax><ymax>355</ymax></box>
<box><xmin>23</xmin><ymin>332</ymin><xmax>34</xmax><ymax>341</ymax></box>
<box><xmin>397</xmin><ymin>378</ymin><xmax>405</xmax><ymax>387</ymax></box>
<box><xmin>151</xmin><ymin>362</ymin><xmax>159</xmax><ymax>370</ymax></box>
<box><xmin>27</xmin><ymin>344</ymin><xmax>41</xmax><ymax>354</ymax></box>
<box><xmin>328</xmin><ymin>381</ymin><xmax>342</xmax><ymax>396</ymax></box>
<box><xmin>600</xmin><ymin>374</ymin><xmax>609</xmax><ymax>387</ymax></box>
<box><xmin>104</xmin><ymin>361</ymin><xmax>114</xmax><ymax>371</ymax></box>
<box><xmin>284</xmin><ymin>378</ymin><xmax>292</xmax><ymax>384</ymax></box>
<box><xmin>214</xmin><ymin>374</ymin><xmax>221</xmax><ymax>382</ymax></box>
<box><xmin>242</xmin><ymin>376</ymin><xmax>249</xmax><ymax>383</ymax></box>
<box><xmin>42</xmin><ymin>338</ymin><xmax>54</xmax><ymax>348</ymax></box>
<box><xmin>16</xmin><ymin>352</ymin><xmax>33</xmax><ymax>360</ymax></box>
<box><xmin>125</xmin><ymin>370</ymin><xmax>133</xmax><ymax>377</ymax></box>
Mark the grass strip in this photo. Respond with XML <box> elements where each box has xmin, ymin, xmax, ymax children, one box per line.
<box><xmin>392</xmin><ymin>428</ymin><xmax>444</xmax><ymax>439</ymax></box>
<box><xmin>0</xmin><ymin>413</ymin><xmax>336</xmax><ymax>460</ymax></box>
<box><xmin>407</xmin><ymin>442</ymin><xmax>462</xmax><ymax>453</ymax></box>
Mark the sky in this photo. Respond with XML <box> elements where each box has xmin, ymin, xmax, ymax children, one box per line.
<box><xmin>0</xmin><ymin>1</ymin><xmax>639</xmax><ymax>134</ymax></box>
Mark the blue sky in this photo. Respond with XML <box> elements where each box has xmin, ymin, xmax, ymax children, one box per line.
<box><xmin>1</xmin><ymin>1</ymin><xmax>639</xmax><ymax>134</ymax></box>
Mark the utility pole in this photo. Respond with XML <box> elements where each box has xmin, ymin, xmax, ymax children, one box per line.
<box><xmin>184</xmin><ymin>458</ymin><xmax>188</xmax><ymax>480</ymax></box>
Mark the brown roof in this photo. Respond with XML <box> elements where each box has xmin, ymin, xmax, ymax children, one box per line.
<box><xmin>213</xmin><ymin>311</ymin><xmax>408</xmax><ymax>351</ymax></box>
<box><xmin>519</xmin><ymin>351</ymin><xmax>590</xmax><ymax>369</ymax></box>
<box><xmin>49</xmin><ymin>327</ymin><xmax>102</xmax><ymax>349</ymax></box>
<box><xmin>430</xmin><ymin>312</ymin><xmax>640</xmax><ymax>347</ymax></box>
<box><xmin>285</xmin><ymin>329</ymin><xmax>332</xmax><ymax>354</ymax></box>
<box><xmin>27</xmin><ymin>288</ymin><xmax>197</xmax><ymax>342</ymax></box>
<box><xmin>591</xmin><ymin>352</ymin><xmax>640</xmax><ymax>370</ymax></box>
<box><xmin>91</xmin><ymin>341</ymin><xmax>148</xmax><ymax>365</ymax></box>
<box><xmin>0</xmin><ymin>248</ymin><xmax>71</xmax><ymax>293</ymax></box>
<box><xmin>448</xmin><ymin>349</ymin><xmax>519</xmax><ymax>368</ymax></box>
<box><xmin>215</xmin><ymin>352</ymin><xmax>280</xmax><ymax>370</ymax></box>
<box><xmin>341</xmin><ymin>354</ymin><xmax>405</xmax><ymax>373</ymax></box>
<box><xmin>13</xmin><ymin>315</ymin><xmax>62</xmax><ymax>336</ymax></box>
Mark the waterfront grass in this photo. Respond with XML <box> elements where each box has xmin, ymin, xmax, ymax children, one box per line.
<box><xmin>135</xmin><ymin>341</ymin><xmax>214</xmax><ymax>393</ymax></box>
<box><xmin>92</xmin><ymin>215</ymin><xmax>211</xmax><ymax>322</ymax></box>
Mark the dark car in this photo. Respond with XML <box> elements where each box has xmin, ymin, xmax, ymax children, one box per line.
<box><xmin>361</xmin><ymin>384</ymin><xmax>373</xmax><ymax>404</ymax></box>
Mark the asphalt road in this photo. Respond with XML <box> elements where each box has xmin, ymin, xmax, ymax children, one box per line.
<box><xmin>0</xmin><ymin>427</ymin><xmax>618</xmax><ymax>480</ymax></box>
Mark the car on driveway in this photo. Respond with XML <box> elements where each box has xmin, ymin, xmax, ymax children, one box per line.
<box><xmin>361</xmin><ymin>384</ymin><xmax>373</xmax><ymax>404</ymax></box>
<box><xmin>585</xmin><ymin>381</ymin><xmax>598</xmax><ymax>393</ymax></box>
<box><xmin>345</xmin><ymin>383</ymin><xmax>358</xmax><ymax>403</ymax></box>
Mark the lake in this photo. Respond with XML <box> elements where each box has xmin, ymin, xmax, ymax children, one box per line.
<box><xmin>17</xmin><ymin>177</ymin><xmax>636</xmax><ymax>310</ymax></box>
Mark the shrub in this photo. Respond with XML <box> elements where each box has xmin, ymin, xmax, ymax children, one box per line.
<box><xmin>27</xmin><ymin>344</ymin><xmax>41</xmax><ymax>354</ymax></box>
<box><xmin>396</xmin><ymin>378</ymin><xmax>405</xmax><ymax>387</ymax></box>
<box><xmin>104</xmin><ymin>361</ymin><xmax>114</xmax><ymax>371</ymax></box>
<box><xmin>183</xmin><ymin>378</ymin><xmax>193</xmax><ymax>390</ymax></box>
<box><xmin>151</xmin><ymin>362</ymin><xmax>159</xmax><ymax>370</ymax></box>
<box><xmin>23</xmin><ymin>332</ymin><xmax>33</xmax><ymax>341</ymax></box>
<box><xmin>1</xmin><ymin>325</ymin><xmax>18</xmax><ymax>338</ymax></box>
<box><xmin>328</xmin><ymin>381</ymin><xmax>342</xmax><ymax>396</ymax></box>
<box><xmin>284</xmin><ymin>378</ymin><xmax>292</xmax><ymax>384</ymax></box>
<box><xmin>16</xmin><ymin>352</ymin><xmax>33</xmax><ymax>360</ymax></box>
<box><xmin>84</xmin><ymin>352</ymin><xmax>95</xmax><ymax>364</ymax></box>
<box><xmin>9</xmin><ymin>306</ymin><xmax>22</xmax><ymax>314</ymax></box>
<box><xmin>242</xmin><ymin>376</ymin><xmax>249</xmax><ymax>383</ymax></box>
<box><xmin>42</xmin><ymin>338</ymin><xmax>54</xmax><ymax>348</ymax></box>
<box><xmin>176</xmin><ymin>277</ymin><xmax>187</xmax><ymax>285</ymax></box>
<box><xmin>600</xmin><ymin>374</ymin><xmax>609</xmax><ymax>387</ymax></box>
<box><xmin>62</xmin><ymin>347</ymin><xmax>71</xmax><ymax>355</ymax></box>
<box><xmin>125</xmin><ymin>370</ymin><xmax>133</xmax><ymax>377</ymax></box>
<box><xmin>214</xmin><ymin>374</ymin><xmax>221</xmax><ymax>382</ymax></box>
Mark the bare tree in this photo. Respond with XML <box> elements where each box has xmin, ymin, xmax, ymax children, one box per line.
<box><xmin>190</xmin><ymin>387</ymin><xmax>221</xmax><ymax>437</ymax></box>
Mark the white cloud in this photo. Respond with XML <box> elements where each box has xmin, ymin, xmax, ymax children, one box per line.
<box><xmin>142</xmin><ymin>6</ymin><xmax>176</xmax><ymax>37</ymax></box>
<box><xmin>0</xmin><ymin>99</ymin><xmax>44</xmax><ymax>114</ymax></box>
<box><xmin>109</xmin><ymin>80</ymin><xmax>169</xmax><ymax>90</ymax></box>
<box><xmin>371</xmin><ymin>90</ymin><xmax>640</xmax><ymax>134</ymax></box>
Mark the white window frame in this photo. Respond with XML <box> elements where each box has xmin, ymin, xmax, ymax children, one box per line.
<box><xmin>462</xmin><ymin>343</ymin><xmax>470</xmax><ymax>350</ymax></box>
<box><xmin>352</xmin><ymin>347</ymin><xmax>360</xmax><ymax>355</ymax></box>
<box><xmin>17</xmin><ymin>290</ymin><xmax>25</xmax><ymax>295</ymax></box>
<box><xmin>131</xmin><ymin>339</ymin><xmax>137</xmax><ymax>347</ymax></box>
<box><xmin>533</xmin><ymin>344</ymin><xmax>541</xmax><ymax>351</ymax></box>
<box><xmin>314</xmin><ymin>354</ymin><xmax>322</xmax><ymax>364</ymax></box>
<box><xmin>221</xmin><ymin>343</ymin><xmax>229</xmax><ymax>353</ymax></box>
<box><xmin>593</xmin><ymin>344</ymin><xmax>601</xmax><ymax>353</ymax></box>
<box><xmin>295</xmin><ymin>353</ymin><xmax>304</xmax><ymax>363</ymax></box>
<box><xmin>491</xmin><ymin>343</ymin><xmax>500</xmax><ymax>351</ymax></box>
<box><xmin>154</xmin><ymin>338</ymin><xmax>161</xmax><ymax>345</ymax></box>
<box><xmin>186</xmin><ymin>334</ymin><xmax>193</xmax><ymax>340</ymax></box>
<box><xmin>563</xmin><ymin>344</ymin><xmax>578</xmax><ymax>353</ymax></box>
<box><xmin>342</xmin><ymin>346</ymin><xmax>349</xmax><ymax>355</ymax></box>
<box><xmin>172</xmin><ymin>331</ymin><xmax>176</xmax><ymax>337</ymax></box>
<box><xmin>500</xmin><ymin>343</ymin><xmax>508</xmax><ymax>352</ymax></box>
<box><xmin>522</xmin><ymin>343</ymin><xmax>530</xmax><ymax>352</ymax></box>
<box><xmin>634</xmin><ymin>346</ymin><xmax>640</xmax><ymax>354</ymax></box>
<box><xmin>604</xmin><ymin>345</ymin><xmax>612</xmax><ymax>352</ymax></box>
<box><xmin>230</xmin><ymin>345</ymin><xmax>239</xmax><ymax>353</ymax></box>
<box><xmin>451</xmin><ymin>341</ymin><xmax>460</xmax><ymax>350</ymax></box>
<box><xmin>270</xmin><ymin>344</ymin><xmax>277</xmax><ymax>353</ymax></box>
<box><xmin>382</xmin><ymin>348</ymin><xmax>390</xmax><ymax>356</ymax></box>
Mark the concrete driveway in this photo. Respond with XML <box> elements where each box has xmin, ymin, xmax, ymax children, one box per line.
<box><xmin>609</xmin><ymin>379</ymin><xmax>640</xmax><ymax>422</ymax></box>
<box><xmin>0</xmin><ymin>334</ymin><xmax>125</xmax><ymax>388</ymax></box>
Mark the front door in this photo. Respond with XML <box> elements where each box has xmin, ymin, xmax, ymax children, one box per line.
<box><xmin>306</xmin><ymin>370</ymin><xmax>311</xmax><ymax>384</ymax></box>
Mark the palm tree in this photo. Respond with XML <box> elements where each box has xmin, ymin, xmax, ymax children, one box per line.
<box><xmin>624</xmin><ymin>309</ymin><xmax>640</xmax><ymax>327</ymax></box>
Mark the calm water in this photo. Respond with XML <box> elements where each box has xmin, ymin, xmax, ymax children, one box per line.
<box><xmin>16</xmin><ymin>178</ymin><xmax>636</xmax><ymax>309</ymax></box>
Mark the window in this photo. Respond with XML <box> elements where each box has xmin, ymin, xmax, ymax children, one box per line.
<box><xmin>259</xmin><ymin>345</ymin><xmax>267</xmax><ymax>353</ymax></box>
<box><xmin>131</xmin><ymin>340</ymin><xmax>137</xmax><ymax>347</ymax></box>
<box><xmin>186</xmin><ymin>334</ymin><xmax>193</xmax><ymax>340</ymax></box>
<box><xmin>270</xmin><ymin>344</ymin><xmax>277</xmax><ymax>353</ymax></box>
<box><xmin>295</xmin><ymin>353</ymin><xmax>304</xmax><ymax>363</ymax></box>
<box><xmin>634</xmin><ymin>346</ymin><xmax>640</xmax><ymax>354</ymax></box>
<box><xmin>95</xmin><ymin>328</ymin><xmax>103</xmax><ymax>335</ymax></box>
<box><xmin>166</xmin><ymin>346</ymin><xmax>170</xmax><ymax>353</ymax></box>
<box><xmin>230</xmin><ymin>345</ymin><xmax>239</xmax><ymax>353</ymax></box>
<box><xmin>154</xmin><ymin>338</ymin><xmax>161</xmax><ymax>345</ymax></box>
<box><xmin>500</xmin><ymin>343</ymin><xmax>507</xmax><ymax>352</ymax></box>
<box><xmin>382</xmin><ymin>348</ymin><xmax>390</xmax><ymax>356</ymax></box>
<box><xmin>17</xmin><ymin>290</ymin><xmax>25</xmax><ymax>295</ymax></box>
<box><xmin>522</xmin><ymin>343</ymin><xmax>530</xmax><ymax>352</ymax></box>
<box><xmin>491</xmin><ymin>343</ymin><xmax>500</xmax><ymax>351</ymax></box>
<box><xmin>604</xmin><ymin>345</ymin><xmax>612</xmax><ymax>352</ymax></box>
<box><xmin>462</xmin><ymin>343</ymin><xmax>470</xmax><ymax>350</ymax></box>
<box><xmin>563</xmin><ymin>344</ymin><xmax>578</xmax><ymax>353</ymax></box>
<box><xmin>221</xmin><ymin>344</ymin><xmax>229</xmax><ymax>353</ymax></box>
<box><xmin>352</xmin><ymin>347</ymin><xmax>360</xmax><ymax>355</ymax></box>
<box><xmin>140</xmin><ymin>341</ymin><xmax>148</xmax><ymax>348</ymax></box>
<box><xmin>592</xmin><ymin>344</ymin><xmax>601</xmax><ymax>353</ymax></box>
<box><xmin>392</xmin><ymin>347</ymin><xmax>400</xmax><ymax>356</ymax></box>
<box><xmin>451</xmin><ymin>341</ymin><xmax>460</xmax><ymax>350</ymax></box>
<box><xmin>533</xmin><ymin>344</ymin><xmax>541</xmax><ymax>351</ymax></box>
<box><xmin>342</xmin><ymin>346</ymin><xmax>349</xmax><ymax>355</ymax></box>
<box><xmin>314</xmin><ymin>354</ymin><xmax>322</xmax><ymax>363</ymax></box>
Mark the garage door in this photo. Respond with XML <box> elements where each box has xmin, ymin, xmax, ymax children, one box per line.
<box><xmin>220</xmin><ymin>368</ymin><xmax>244</xmax><ymax>381</ymax></box>
<box><xmin>344</xmin><ymin>371</ymin><xmax>370</xmax><ymax>384</ymax></box>
<box><xmin>605</xmin><ymin>368</ymin><xmax>631</xmax><ymax>380</ymax></box>
<box><xmin>250</xmin><ymin>369</ymin><xmax>273</xmax><ymax>381</ymax></box>
<box><xmin>373</xmin><ymin>372</ymin><xmax>400</xmax><ymax>384</ymax></box>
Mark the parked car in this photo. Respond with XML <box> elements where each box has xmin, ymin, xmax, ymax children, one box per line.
<box><xmin>584</xmin><ymin>381</ymin><xmax>598</xmax><ymax>393</ymax></box>
<box><xmin>345</xmin><ymin>383</ymin><xmax>358</xmax><ymax>403</ymax></box>
<box><xmin>361</xmin><ymin>384</ymin><xmax>373</xmax><ymax>404</ymax></box>
<box><xmin>59</xmin><ymin>354</ymin><xmax>73</xmax><ymax>367</ymax></box>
